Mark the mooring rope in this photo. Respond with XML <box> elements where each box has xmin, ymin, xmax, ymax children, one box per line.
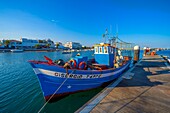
<box><xmin>38</xmin><ymin>70</ymin><xmax>75</xmax><ymax>113</ymax></box>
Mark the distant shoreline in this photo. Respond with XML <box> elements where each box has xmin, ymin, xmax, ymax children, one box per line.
<box><xmin>0</xmin><ymin>48</ymin><xmax>94</xmax><ymax>53</ymax></box>
<box><xmin>0</xmin><ymin>48</ymin><xmax>56</xmax><ymax>52</ymax></box>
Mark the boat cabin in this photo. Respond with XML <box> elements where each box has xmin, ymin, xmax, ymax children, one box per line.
<box><xmin>94</xmin><ymin>43</ymin><xmax>115</xmax><ymax>68</ymax></box>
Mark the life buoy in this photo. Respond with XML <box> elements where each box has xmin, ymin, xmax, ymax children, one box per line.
<box><xmin>79</xmin><ymin>62</ymin><xmax>87</xmax><ymax>70</ymax></box>
<box><xmin>69</xmin><ymin>59</ymin><xmax>77</xmax><ymax>68</ymax></box>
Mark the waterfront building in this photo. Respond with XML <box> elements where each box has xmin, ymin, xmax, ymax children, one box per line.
<box><xmin>1</xmin><ymin>39</ymin><xmax>22</xmax><ymax>49</ymax></box>
<box><xmin>38</xmin><ymin>39</ymin><xmax>55</xmax><ymax>48</ymax></box>
<box><xmin>21</xmin><ymin>38</ymin><xmax>39</xmax><ymax>48</ymax></box>
<box><xmin>0</xmin><ymin>40</ymin><xmax>5</xmax><ymax>48</ymax></box>
<box><xmin>56</xmin><ymin>42</ymin><xmax>64</xmax><ymax>49</ymax></box>
<box><xmin>64</xmin><ymin>42</ymin><xmax>82</xmax><ymax>49</ymax></box>
<box><xmin>21</xmin><ymin>38</ymin><xmax>55</xmax><ymax>48</ymax></box>
<box><xmin>46</xmin><ymin>39</ymin><xmax>55</xmax><ymax>48</ymax></box>
<box><xmin>1</xmin><ymin>38</ymin><xmax>55</xmax><ymax>49</ymax></box>
<box><xmin>9</xmin><ymin>40</ymin><xmax>22</xmax><ymax>48</ymax></box>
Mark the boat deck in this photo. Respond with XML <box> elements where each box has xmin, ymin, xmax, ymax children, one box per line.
<box><xmin>76</xmin><ymin>55</ymin><xmax>170</xmax><ymax>113</ymax></box>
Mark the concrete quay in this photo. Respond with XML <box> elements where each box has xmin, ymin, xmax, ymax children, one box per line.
<box><xmin>76</xmin><ymin>55</ymin><xmax>170</xmax><ymax>113</ymax></box>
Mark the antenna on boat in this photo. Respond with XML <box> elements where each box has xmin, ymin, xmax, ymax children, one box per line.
<box><xmin>116</xmin><ymin>24</ymin><xmax>118</xmax><ymax>38</ymax></box>
<box><xmin>110</xmin><ymin>25</ymin><xmax>112</xmax><ymax>37</ymax></box>
<box><xmin>113</xmin><ymin>24</ymin><xmax>118</xmax><ymax>65</ymax></box>
<box><xmin>102</xmin><ymin>28</ymin><xmax>109</xmax><ymax>43</ymax></box>
<box><xmin>109</xmin><ymin>25</ymin><xmax>113</xmax><ymax>44</ymax></box>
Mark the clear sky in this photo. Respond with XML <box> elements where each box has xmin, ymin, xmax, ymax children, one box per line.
<box><xmin>0</xmin><ymin>0</ymin><xmax>170</xmax><ymax>48</ymax></box>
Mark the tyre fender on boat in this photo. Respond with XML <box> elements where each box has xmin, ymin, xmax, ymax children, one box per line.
<box><xmin>69</xmin><ymin>59</ymin><xmax>77</xmax><ymax>68</ymax></box>
<box><xmin>79</xmin><ymin>61</ymin><xmax>87</xmax><ymax>70</ymax></box>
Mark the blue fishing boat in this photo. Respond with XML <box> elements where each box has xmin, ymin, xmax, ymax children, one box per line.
<box><xmin>28</xmin><ymin>42</ymin><xmax>132</xmax><ymax>102</ymax></box>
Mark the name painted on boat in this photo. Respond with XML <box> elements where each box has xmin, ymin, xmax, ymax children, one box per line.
<box><xmin>54</xmin><ymin>72</ymin><xmax>101</xmax><ymax>79</ymax></box>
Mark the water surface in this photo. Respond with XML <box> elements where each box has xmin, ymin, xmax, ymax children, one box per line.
<box><xmin>0</xmin><ymin>49</ymin><xmax>145</xmax><ymax>113</ymax></box>
<box><xmin>0</xmin><ymin>51</ymin><xmax>101</xmax><ymax>113</ymax></box>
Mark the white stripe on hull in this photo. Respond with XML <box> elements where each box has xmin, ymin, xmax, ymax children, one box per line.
<box><xmin>33</xmin><ymin>63</ymin><xmax>129</xmax><ymax>79</ymax></box>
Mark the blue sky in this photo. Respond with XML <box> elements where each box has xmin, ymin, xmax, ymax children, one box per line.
<box><xmin>0</xmin><ymin>0</ymin><xmax>170</xmax><ymax>48</ymax></box>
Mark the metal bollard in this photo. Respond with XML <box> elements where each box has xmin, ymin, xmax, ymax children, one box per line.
<box><xmin>143</xmin><ymin>47</ymin><xmax>146</xmax><ymax>56</ymax></box>
<box><xmin>134</xmin><ymin>45</ymin><xmax>140</xmax><ymax>63</ymax></box>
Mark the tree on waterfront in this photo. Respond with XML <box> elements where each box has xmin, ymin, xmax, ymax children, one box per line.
<box><xmin>56</xmin><ymin>43</ymin><xmax>60</xmax><ymax>49</ymax></box>
<box><xmin>82</xmin><ymin>46</ymin><xmax>87</xmax><ymax>49</ymax></box>
<box><xmin>35</xmin><ymin>44</ymin><xmax>40</xmax><ymax>49</ymax></box>
<box><xmin>4</xmin><ymin>40</ymin><xmax>10</xmax><ymax>48</ymax></box>
<box><xmin>38</xmin><ymin>40</ymin><xmax>43</xmax><ymax>43</ymax></box>
<box><xmin>46</xmin><ymin>44</ymin><xmax>51</xmax><ymax>48</ymax></box>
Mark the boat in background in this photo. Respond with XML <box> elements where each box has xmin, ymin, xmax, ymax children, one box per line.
<box><xmin>167</xmin><ymin>57</ymin><xmax>170</xmax><ymax>63</ymax></box>
<box><xmin>161</xmin><ymin>55</ymin><xmax>170</xmax><ymax>63</ymax></box>
<box><xmin>62</xmin><ymin>50</ymin><xmax>71</xmax><ymax>54</ymax></box>
<box><xmin>11</xmin><ymin>49</ymin><xmax>23</xmax><ymax>53</ymax></box>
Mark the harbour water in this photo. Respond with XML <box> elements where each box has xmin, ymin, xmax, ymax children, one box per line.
<box><xmin>0</xmin><ymin>49</ymin><xmax>153</xmax><ymax>113</ymax></box>
<box><xmin>0</xmin><ymin>50</ymin><xmax>102</xmax><ymax>113</ymax></box>
<box><xmin>156</xmin><ymin>50</ymin><xmax>170</xmax><ymax>57</ymax></box>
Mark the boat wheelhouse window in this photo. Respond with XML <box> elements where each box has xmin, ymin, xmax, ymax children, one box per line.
<box><xmin>95</xmin><ymin>47</ymin><xmax>98</xmax><ymax>53</ymax></box>
<box><xmin>110</xmin><ymin>47</ymin><xmax>112</xmax><ymax>53</ymax></box>
<box><xmin>104</xmin><ymin>47</ymin><xmax>108</xmax><ymax>53</ymax></box>
<box><xmin>99</xmin><ymin>47</ymin><xmax>102</xmax><ymax>53</ymax></box>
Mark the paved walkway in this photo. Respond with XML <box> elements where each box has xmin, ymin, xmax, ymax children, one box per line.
<box><xmin>77</xmin><ymin>55</ymin><xmax>170</xmax><ymax>113</ymax></box>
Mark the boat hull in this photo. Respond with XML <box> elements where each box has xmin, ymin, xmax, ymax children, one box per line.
<box><xmin>29</xmin><ymin>60</ymin><xmax>131</xmax><ymax>101</ymax></box>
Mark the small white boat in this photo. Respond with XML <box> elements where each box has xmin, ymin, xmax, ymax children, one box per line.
<box><xmin>71</xmin><ymin>49</ymin><xmax>76</xmax><ymax>52</ymax></box>
<box><xmin>62</xmin><ymin>50</ymin><xmax>71</xmax><ymax>54</ymax></box>
<box><xmin>167</xmin><ymin>57</ymin><xmax>170</xmax><ymax>63</ymax></box>
<box><xmin>11</xmin><ymin>49</ymin><xmax>23</xmax><ymax>52</ymax></box>
<box><xmin>162</xmin><ymin>55</ymin><xmax>170</xmax><ymax>63</ymax></box>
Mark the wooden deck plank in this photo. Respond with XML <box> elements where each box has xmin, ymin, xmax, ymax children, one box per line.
<box><xmin>77</xmin><ymin>55</ymin><xmax>170</xmax><ymax>113</ymax></box>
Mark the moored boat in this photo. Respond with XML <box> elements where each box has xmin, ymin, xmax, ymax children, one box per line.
<box><xmin>11</xmin><ymin>49</ymin><xmax>23</xmax><ymax>52</ymax></box>
<box><xmin>28</xmin><ymin>42</ymin><xmax>132</xmax><ymax>102</ymax></box>
<box><xmin>62</xmin><ymin>50</ymin><xmax>71</xmax><ymax>54</ymax></box>
<box><xmin>167</xmin><ymin>57</ymin><xmax>170</xmax><ymax>63</ymax></box>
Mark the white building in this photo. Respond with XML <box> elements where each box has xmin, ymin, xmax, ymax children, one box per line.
<box><xmin>21</xmin><ymin>38</ymin><xmax>39</xmax><ymax>48</ymax></box>
<box><xmin>10</xmin><ymin>40</ymin><xmax>22</xmax><ymax>48</ymax></box>
<box><xmin>64</xmin><ymin>42</ymin><xmax>82</xmax><ymax>49</ymax></box>
<box><xmin>1</xmin><ymin>39</ymin><xmax>22</xmax><ymax>48</ymax></box>
<box><xmin>46</xmin><ymin>39</ymin><xmax>55</xmax><ymax>48</ymax></box>
<box><xmin>0</xmin><ymin>40</ymin><xmax>5</xmax><ymax>48</ymax></box>
<box><xmin>21</xmin><ymin>38</ymin><xmax>55</xmax><ymax>48</ymax></box>
<box><xmin>1</xmin><ymin>38</ymin><xmax>55</xmax><ymax>49</ymax></box>
<box><xmin>56</xmin><ymin>42</ymin><xmax>64</xmax><ymax>49</ymax></box>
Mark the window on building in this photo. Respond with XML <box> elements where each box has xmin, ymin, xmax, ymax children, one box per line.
<box><xmin>95</xmin><ymin>47</ymin><xmax>98</xmax><ymax>53</ymax></box>
<box><xmin>99</xmin><ymin>47</ymin><xmax>102</xmax><ymax>53</ymax></box>
<box><xmin>104</xmin><ymin>47</ymin><xmax>108</xmax><ymax>53</ymax></box>
<box><xmin>110</xmin><ymin>47</ymin><xmax>113</xmax><ymax>53</ymax></box>
<box><xmin>110</xmin><ymin>47</ymin><xmax>111</xmax><ymax>53</ymax></box>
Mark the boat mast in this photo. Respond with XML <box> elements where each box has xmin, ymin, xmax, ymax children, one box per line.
<box><xmin>114</xmin><ymin>24</ymin><xmax>118</xmax><ymax>64</ymax></box>
<box><xmin>102</xmin><ymin>29</ymin><xmax>109</xmax><ymax>43</ymax></box>
<box><xmin>103</xmin><ymin>25</ymin><xmax>117</xmax><ymax>65</ymax></box>
<box><xmin>103</xmin><ymin>25</ymin><xmax>135</xmax><ymax>67</ymax></box>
